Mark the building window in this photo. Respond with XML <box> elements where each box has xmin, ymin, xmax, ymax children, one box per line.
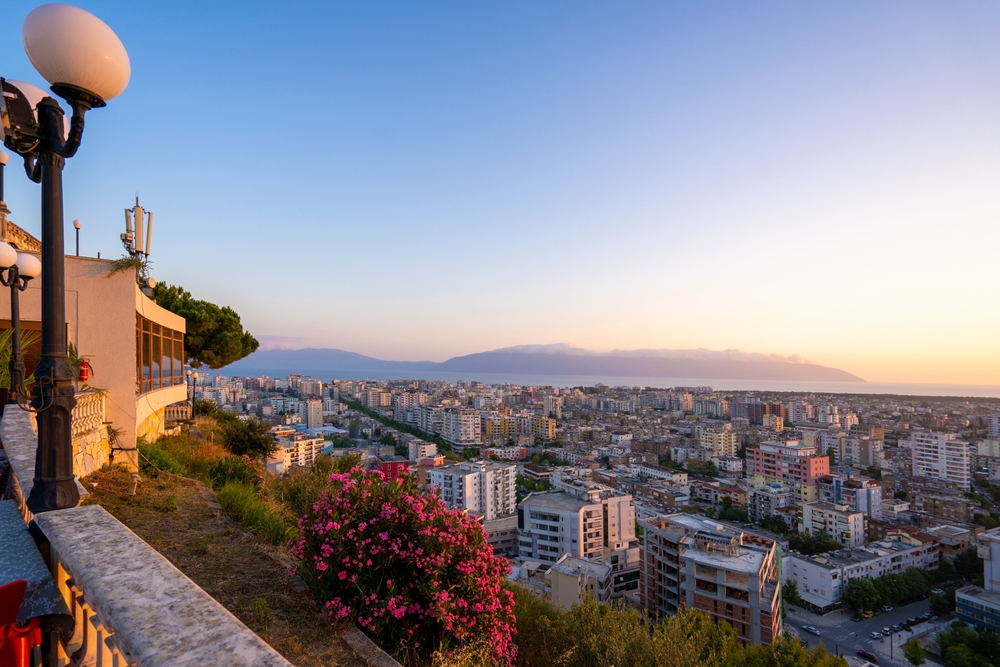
<box><xmin>137</xmin><ymin>313</ymin><xmax>184</xmax><ymax>394</ymax></box>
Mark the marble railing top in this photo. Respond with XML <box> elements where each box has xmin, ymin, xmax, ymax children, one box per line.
<box><xmin>1</xmin><ymin>408</ymin><xmax>87</xmax><ymax>503</ymax></box>
<box><xmin>33</xmin><ymin>504</ymin><xmax>294</xmax><ymax>667</ymax></box>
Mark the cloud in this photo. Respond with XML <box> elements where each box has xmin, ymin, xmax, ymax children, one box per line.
<box><xmin>257</xmin><ymin>335</ymin><xmax>304</xmax><ymax>351</ymax></box>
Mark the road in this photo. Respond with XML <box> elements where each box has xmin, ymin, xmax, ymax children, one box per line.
<box><xmin>785</xmin><ymin>600</ymin><xmax>935</xmax><ymax>667</ymax></box>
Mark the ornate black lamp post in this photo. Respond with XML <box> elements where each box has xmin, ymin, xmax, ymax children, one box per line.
<box><xmin>0</xmin><ymin>4</ymin><xmax>130</xmax><ymax>512</ymax></box>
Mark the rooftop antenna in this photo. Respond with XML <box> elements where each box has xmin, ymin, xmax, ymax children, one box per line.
<box><xmin>122</xmin><ymin>195</ymin><xmax>154</xmax><ymax>260</ymax></box>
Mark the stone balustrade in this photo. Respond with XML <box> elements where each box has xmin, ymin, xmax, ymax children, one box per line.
<box><xmin>2</xmin><ymin>407</ymin><xmax>296</xmax><ymax>667</ymax></box>
<box><xmin>71</xmin><ymin>391</ymin><xmax>106</xmax><ymax>438</ymax></box>
<box><xmin>34</xmin><ymin>505</ymin><xmax>295</xmax><ymax>667</ymax></box>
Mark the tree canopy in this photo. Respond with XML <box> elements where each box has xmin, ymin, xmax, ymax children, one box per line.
<box><xmin>152</xmin><ymin>282</ymin><xmax>259</xmax><ymax>369</ymax></box>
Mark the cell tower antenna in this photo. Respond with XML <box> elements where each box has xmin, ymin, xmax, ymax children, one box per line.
<box><xmin>121</xmin><ymin>196</ymin><xmax>154</xmax><ymax>260</ymax></box>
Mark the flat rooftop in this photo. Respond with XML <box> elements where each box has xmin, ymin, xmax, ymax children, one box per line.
<box><xmin>520</xmin><ymin>491</ymin><xmax>599</xmax><ymax>512</ymax></box>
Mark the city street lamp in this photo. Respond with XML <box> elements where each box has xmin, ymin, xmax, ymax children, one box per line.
<box><xmin>73</xmin><ymin>218</ymin><xmax>81</xmax><ymax>256</ymax></box>
<box><xmin>0</xmin><ymin>4</ymin><xmax>130</xmax><ymax>512</ymax></box>
<box><xmin>0</xmin><ymin>247</ymin><xmax>41</xmax><ymax>405</ymax></box>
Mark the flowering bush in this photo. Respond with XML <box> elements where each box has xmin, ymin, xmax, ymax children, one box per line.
<box><xmin>290</xmin><ymin>466</ymin><xmax>516</xmax><ymax>665</ymax></box>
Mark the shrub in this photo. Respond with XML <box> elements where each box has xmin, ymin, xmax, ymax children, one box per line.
<box><xmin>221</xmin><ymin>416</ymin><xmax>277</xmax><ymax>460</ymax></box>
<box><xmin>216</xmin><ymin>481</ymin><xmax>293</xmax><ymax>545</ymax></box>
<box><xmin>151</xmin><ymin>432</ymin><xmax>228</xmax><ymax>479</ymax></box>
<box><xmin>138</xmin><ymin>441</ymin><xmax>185</xmax><ymax>477</ymax></box>
<box><xmin>209</xmin><ymin>454</ymin><xmax>264</xmax><ymax>491</ymax></box>
<box><xmin>292</xmin><ymin>467</ymin><xmax>516</xmax><ymax>665</ymax></box>
<box><xmin>269</xmin><ymin>453</ymin><xmax>363</xmax><ymax>519</ymax></box>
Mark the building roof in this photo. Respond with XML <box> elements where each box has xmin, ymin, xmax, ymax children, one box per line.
<box><xmin>520</xmin><ymin>491</ymin><xmax>599</xmax><ymax>512</ymax></box>
<box><xmin>548</xmin><ymin>555</ymin><xmax>612</xmax><ymax>580</ymax></box>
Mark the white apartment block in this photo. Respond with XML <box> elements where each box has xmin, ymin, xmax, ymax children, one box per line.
<box><xmin>800</xmin><ymin>501</ymin><xmax>865</xmax><ymax>548</ymax></box>
<box><xmin>989</xmin><ymin>415</ymin><xmax>1000</xmax><ymax>439</ymax></box>
<box><xmin>428</xmin><ymin>460</ymin><xmax>516</xmax><ymax>521</ymax></box>
<box><xmin>910</xmin><ymin>431</ymin><xmax>970</xmax><ymax>490</ymax></box>
<box><xmin>393</xmin><ymin>390</ymin><xmax>427</xmax><ymax>421</ymax></box>
<box><xmin>635</xmin><ymin>463</ymin><xmax>688</xmax><ymax>484</ymax></box>
<box><xmin>787</xmin><ymin>400</ymin><xmax>814</xmax><ymax>423</ymax></box>
<box><xmin>543</xmin><ymin>395</ymin><xmax>563</xmax><ymax>419</ymax></box>
<box><xmin>818</xmin><ymin>474</ymin><xmax>883</xmax><ymax>520</ymax></box>
<box><xmin>518</xmin><ymin>482</ymin><xmax>637</xmax><ymax>566</ymax></box>
<box><xmin>298</xmin><ymin>399</ymin><xmax>324</xmax><ymax>429</ymax></box>
<box><xmin>440</xmin><ymin>408</ymin><xmax>482</xmax><ymax>446</ymax></box>
<box><xmin>277</xmin><ymin>433</ymin><xmax>326</xmax><ymax>469</ymax></box>
<box><xmin>407</xmin><ymin>440</ymin><xmax>438</xmax><ymax>461</ymax></box>
<box><xmin>747</xmin><ymin>484</ymin><xmax>795</xmax><ymax>523</ymax></box>
<box><xmin>785</xmin><ymin>540</ymin><xmax>940</xmax><ymax>612</ymax></box>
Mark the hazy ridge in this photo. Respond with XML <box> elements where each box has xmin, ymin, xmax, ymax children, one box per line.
<box><xmin>224</xmin><ymin>345</ymin><xmax>864</xmax><ymax>382</ymax></box>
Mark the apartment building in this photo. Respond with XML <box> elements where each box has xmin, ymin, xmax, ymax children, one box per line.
<box><xmin>440</xmin><ymin>408</ymin><xmax>482</xmax><ymax>447</ymax></box>
<box><xmin>747</xmin><ymin>485</ymin><xmax>795</xmax><ymax>523</ymax></box>
<box><xmin>747</xmin><ymin>440</ymin><xmax>829</xmax><ymax>502</ymax></box>
<box><xmin>429</xmin><ymin>460</ymin><xmax>516</xmax><ymax>520</ymax></box>
<box><xmin>800</xmin><ymin>502</ymin><xmax>865</xmax><ymax>548</ymax></box>
<box><xmin>407</xmin><ymin>439</ymin><xmax>438</xmax><ymax>461</ymax></box>
<box><xmin>297</xmin><ymin>399</ymin><xmax>323</xmax><ymax>429</ymax></box>
<box><xmin>639</xmin><ymin>514</ymin><xmax>782</xmax><ymax>646</ymax></box>
<box><xmin>910</xmin><ymin>431</ymin><xmax>970</xmax><ymax>490</ymax></box>
<box><xmin>543</xmin><ymin>395</ymin><xmax>563</xmax><ymax>419</ymax></box>
<box><xmin>517</xmin><ymin>482</ymin><xmax>640</xmax><ymax>598</ymax></box>
<box><xmin>545</xmin><ymin>554</ymin><xmax>612</xmax><ymax>609</ymax></box>
<box><xmin>700</xmin><ymin>427</ymin><xmax>738</xmax><ymax>457</ymax></box>
<box><xmin>818</xmin><ymin>475</ymin><xmax>883</xmax><ymax>520</ymax></box>
<box><xmin>481</xmin><ymin>446</ymin><xmax>529</xmax><ymax>461</ymax></box>
<box><xmin>957</xmin><ymin>527</ymin><xmax>1000</xmax><ymax>632</ymax></box>
<box><xmin>393</xmin><ymin>389</ymin><xmax>427</xmax><ymax>421</ymax></box>
<box><xmin>361</xmin><ymin>388</ymin><xmax>392</xmax><ymax>409</ymax></box>
<box><xmin>277</xmin><ymin>433</ymin><xmax>325</xmax><ymax>469</ymax></box>
<box><xmin>531</xmin><ymin>416</ymin><xmax>556</xmax><ymax>441</ymax></box>
<box><xmin>761</xmin><ymin>414</ymin><xmax>783</xmax><ymax>431</ymax></box>
<box><xmin>785</xmin><ymin>540</ymin><xmax>940</xmax><ymax>612</ymax></box>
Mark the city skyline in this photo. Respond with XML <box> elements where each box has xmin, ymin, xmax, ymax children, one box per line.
<box><xmin>0</xmin><ymin>2</ymin><xmax>997</xmax><ymax>385</ymax></box>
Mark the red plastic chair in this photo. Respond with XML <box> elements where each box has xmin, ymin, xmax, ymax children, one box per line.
<box><xmin>0</xmin><ymin>579</ymin><xmax>41</xmax><ymax>667</ymax></box>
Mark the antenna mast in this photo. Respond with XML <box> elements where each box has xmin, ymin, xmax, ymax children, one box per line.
<box><xmin>122</xmin><ymin>196</ymin><xmax>154</xmax><ymax>260</ymax></box>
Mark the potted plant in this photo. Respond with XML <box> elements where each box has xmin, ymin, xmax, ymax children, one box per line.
<box><xmin>0</xmin><ymin>327</ymin><xmax>40</xmax><ymax>414</ymax></box>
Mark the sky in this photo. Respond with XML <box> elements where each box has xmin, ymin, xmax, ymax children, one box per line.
<box><xmin>0</xmin><ymin>1</ymin><xmax>999</xmax><ymax>385</ymax></box>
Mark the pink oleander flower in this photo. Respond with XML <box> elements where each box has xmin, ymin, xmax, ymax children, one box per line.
<box><xmin>292</xmin><ymin>466</ymin><xmax>515</xmax><ymax>665</ymax></box>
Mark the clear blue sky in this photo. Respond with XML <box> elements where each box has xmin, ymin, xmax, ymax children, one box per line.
<box><xmin>2</xmin><ymin>1</ymin><xmax>999</xmax><ymax>383</ymax></box>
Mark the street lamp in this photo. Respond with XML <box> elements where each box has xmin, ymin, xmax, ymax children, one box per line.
<box><xmin>0</xmin><ymin>247</ymin><xmax>41</xmax><ymax>405</ymax></box>
<box><xmin>0</xmin><ymin>3</ymin><xmax>130</xmax><ymax>513</ymax></box>
<box><xmin>73</xmin><ymin>219</ymin><xmax>81</xmax><ymax>256</ymax></box>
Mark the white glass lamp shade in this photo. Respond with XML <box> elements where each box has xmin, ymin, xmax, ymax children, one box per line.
<box><xmin>0</xmin><ymin>243</ymin><xmax>16</xmax><ymax>269</ymax></box>
<box><xmin>22</xmin><ymin>4</ymin><xmax>131</xmax><ymax>102</ymax></box>
<box><xmin>15</xmin><ymin>253</ymin><xmax>41</xmax><ymax>279</ymax></box>
<box><xmin>72</xmin><ymin>219</ymin><xmax>81</xmax><ymax>229</ymax></box>
<box><xmin>0</xmin><ymin>152</ymin><xmax>8</xmax><ymax>166</ymax></box>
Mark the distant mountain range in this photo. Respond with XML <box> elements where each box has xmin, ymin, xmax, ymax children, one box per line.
<box><xmin>222</xmin><ymin>344</ymin><xmax>864</xmax><ymax>382</ymax></box>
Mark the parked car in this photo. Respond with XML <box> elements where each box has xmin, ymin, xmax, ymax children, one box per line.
<box><xmin>930</xmin><ymin>615</ymin><xmax>939</xmax><ymax>622</ymax></box>
<box><xmin>852</xmin><ymin>615</ymin><xmax>863</xmax><ymax>622</ymax></box>
<box><xmin>869</xmin><ymin>631</ymin><xmax>883</xmax><ymax>640</ymax></box>
<box><xmin>862</xmin><ymin>610</ymin><xmax>875</xmax><ymax>619</ymax></box>
<box><xmin>881</xmin><ymin>627</ymin><xmax>892</xmax><ymax>636</ymax></box>
<box><xmin>931</xmin><ymin>588</ymin><xmax>944</xmax><ymax>595</ymax></box>
<box><xmin>891</xmin><ymin>624</ymin><xmax>903</xmax><ymax>632</ymax></box>
<box><xmin>801</xmin><ymin>625</ymin><xmax>821</xmax><ymax>636</ymax></box>
<box><xmin>882</xmin><ymin>605</ymin><xmax>894</xmax><ymax>612</ymax></box>
<box><xmin>921</xmin><ymin>612</ymin><xmax>932</xmax><ymax>620</ymax></box>
<box><xmin>907</xmin><ymin>617</ymin><xmax>919</xmax><ymax>625</ymax></box>
<box><xmin>858</xmin><ymin>649</ymin><xmax>878</xmax><ymax>662</ymax></box>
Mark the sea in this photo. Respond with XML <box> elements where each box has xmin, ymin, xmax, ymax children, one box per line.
<box><xmin>216</xmin><ymin>367</ymin><xmax>1000</xmax><ymax>399</ymax></box>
